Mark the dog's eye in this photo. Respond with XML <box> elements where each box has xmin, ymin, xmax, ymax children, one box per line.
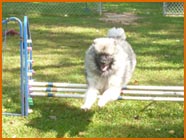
<box><xmin>105</xmin><ymin>54</ymin><xmax>113</xmax><ymax>60</ymax></box>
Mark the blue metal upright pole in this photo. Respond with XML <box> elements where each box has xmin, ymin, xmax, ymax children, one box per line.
<box><xmin>23</xmin><ymin>16</ymin><xmax>29</xmax><ymax>116</ymax></box>
<box><xmin>2</xmin><ymin>17</ymin><xmax>24</xmax><ymax>116</ymax></box>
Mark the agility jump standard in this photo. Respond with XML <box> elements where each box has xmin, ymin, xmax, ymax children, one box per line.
<box><xmin>2</xmin><ymin>16</ymin><xmax>184</xmax><ymax>116</ymax></box>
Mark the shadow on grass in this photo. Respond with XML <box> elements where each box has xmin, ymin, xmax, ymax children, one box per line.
<box><xmin>27</xmin><ymin>98</ymin><xmax>94</xmax><ymax>138</ymax></box>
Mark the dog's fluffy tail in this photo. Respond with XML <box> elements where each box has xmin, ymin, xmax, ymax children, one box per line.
<box><xmin>107</xmin><ymin>27</ymin><xmax>126</xmax><ymax>40</ymax></box>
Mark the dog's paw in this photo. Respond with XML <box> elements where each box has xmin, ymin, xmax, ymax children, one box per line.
<box><xmin>81</xmin><ymin>105</ymin><xmax>91</xmax><ymax>111</ymax></box>
<box><xmin>98</xmin><ymin>98</ymin><xmax>107</xmax><ymax>108</ymax></box>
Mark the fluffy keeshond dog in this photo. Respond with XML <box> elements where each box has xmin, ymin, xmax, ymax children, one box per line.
<box><xmin>81</xmin><ymin>27</ymin><xmax>136</xmax><ymax>110</ymax></box>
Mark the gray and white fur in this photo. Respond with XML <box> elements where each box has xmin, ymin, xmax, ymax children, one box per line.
<box><xmin>81</xmin><ymin>27</ymin><xmax>136</xmax><ymax>110</ymax></box>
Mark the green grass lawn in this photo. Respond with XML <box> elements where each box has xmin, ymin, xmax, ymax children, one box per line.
<box><xmin>2</xmin><ymin>2</ymin><xmax>184</xmax><ymax>138</ymax></box>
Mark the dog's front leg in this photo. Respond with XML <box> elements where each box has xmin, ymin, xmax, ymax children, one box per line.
<box><xmin>98</xmin><ymin>75</ymin><xmax>122</xmax><ymax>107</ymax></box>
<box><xmin>98</xmin><ymin>87</ymin><xmax>121</xmax><ymax>107</ymax></box>
<box><xmin>81</xmin><ymin>88</ymin><xmax>99</xmax><ymax>110</ymax></box>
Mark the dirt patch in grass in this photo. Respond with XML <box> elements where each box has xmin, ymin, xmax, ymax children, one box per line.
<box><xmin>100</xmin><ymin>12</ymin><xmax>140</xmax><ymax>25</ymax></box>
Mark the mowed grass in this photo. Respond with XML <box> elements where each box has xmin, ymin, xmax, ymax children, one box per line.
<box><xmin>2</xmin><ymin>2</ymin><xmax>184</xmax><ymax>138</ymax></box>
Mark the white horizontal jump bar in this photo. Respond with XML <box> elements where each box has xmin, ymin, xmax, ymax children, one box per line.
<box><xmin>29</xmin><ymin>81</ymin><xmax>184</xmax><ymax>91</ymax></box>
<box><xmin>29</xmin><ymin>92</ymin><xmax>184</xmax><ymax>102</ymax></box>
<box><xmin>30</xmin><ymin>87</ymin><xmax>86</xmax><ymax>92</ymax></box>
<box><xmin>29</xmin><ymin>87</ymin><xmax>184</xmax><ymax>96</ymax></box>
<box><xmin>29</xmin><ymin>81</ymin><xmax>87</xmax><ymax>88</ymax></box>
<box><xmin>30</xmin><ymin>92</ymin><xmax>84</xmax><ymax>98</ymax></box>
<box><xmin>122</xmin><ymin>90</ymin><xmax>184</xmax><ymax>96</ymax></box>
<box><xmin>118</xmin><ymin>96</ymin><xmax>184</xmax><ymax>102</ymax></box>
<box><xmin>27</xmin><ymin>39</ymin><xmax>32</xmax><ymax>43</ymax></box>
<box><xmin>125</xmin><ymin>85</ymin><xmax>183</xmax><ymax>91</ymax></box>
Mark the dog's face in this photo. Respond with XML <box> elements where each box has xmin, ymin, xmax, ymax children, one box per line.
<box><xmin>92</xmin><ymin>38</ymin><xmax>116</xmax><ymax>73</ymax></box>
<box><xmin>95</xmin><ymin>53</ymin><xmax>114</xmax><ymax>73</ymax></box>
